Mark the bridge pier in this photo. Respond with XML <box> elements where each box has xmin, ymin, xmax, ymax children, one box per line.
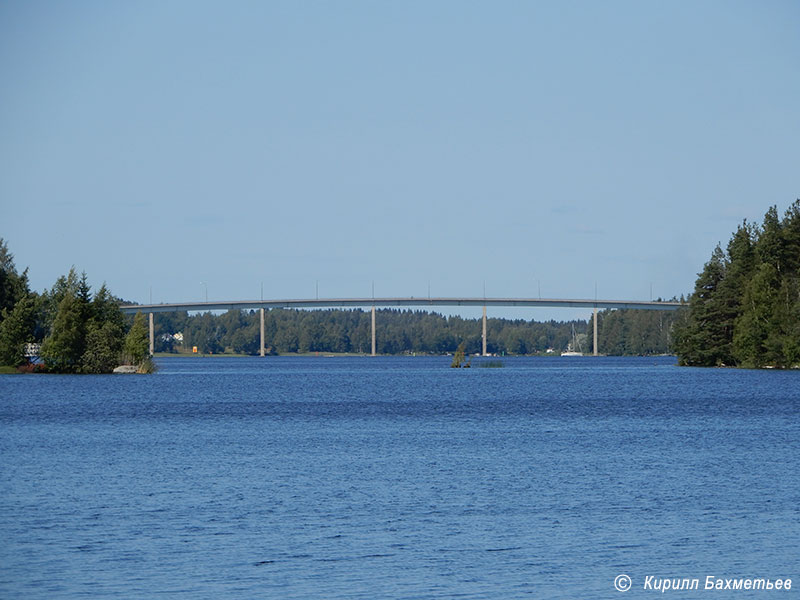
<box><xmin>482</xmin><ymin>306</ymin><xmax>487</xmax><ymax>356</ymax></box>
<box><xmin>593</xmin><ymin>307</ymin><xmax>598</xmax><ymax>356</ymax></box>
<box><xmin>371</xmin><ymin>306</ymin><xmax>376</xmax><ymax>356</ymax></box>
<box><xmin>260</xmin><ymin>308</ymin><xmax>265</xmax><ymax>357</ymax></box>
<box><xmin>149</xmin><ymin>312</ymin><xmax>154</xmax><ymax>356</ymax></box>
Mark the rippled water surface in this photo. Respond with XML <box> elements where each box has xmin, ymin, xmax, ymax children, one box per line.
<box><xmin>1</xmin><ymin>356</ymin><xmax>798</xmax><ymax>598</ymax></box>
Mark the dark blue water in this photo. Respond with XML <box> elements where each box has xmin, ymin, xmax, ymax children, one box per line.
<box><xmin>1</xmin><ymin>357</ymin><xmax>798</xmax><ymax>598</ymax></box>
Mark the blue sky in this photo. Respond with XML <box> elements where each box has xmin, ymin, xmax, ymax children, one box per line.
<box><xmin>2</xmin><ymin>1</ymin><xmax>798</xmax><ymax>320</ymax></box>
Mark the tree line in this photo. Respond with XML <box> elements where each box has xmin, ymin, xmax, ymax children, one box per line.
<box><xmin>673</xmin><ymin>200</ymin><xmax>800</xmax><ymax>367</ymax></box>
<box><xmin>0</xmin><ymin>239</ymin><xmax>150</xmax><ymax>373</ymax></box>
<box><xmin>592</xmin><ymin>305</ymin><xmax>681</xmax><ymax>356</ymax></box>
<box><xmin>150</xmin><ymin>304</ymin><xmax>680</xmax><ymax>356</ymax></box>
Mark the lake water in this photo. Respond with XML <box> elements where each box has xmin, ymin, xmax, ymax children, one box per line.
<box><xmin>1</xmin><ymin>356</ymin><xmax>798</xmax><ymax>598</ymax></box>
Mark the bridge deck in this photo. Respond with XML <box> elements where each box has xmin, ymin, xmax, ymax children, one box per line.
<box><xmin>120</xmin><ymin>297</ymin><xmax>683</xmax><ymax>314</ymax></box>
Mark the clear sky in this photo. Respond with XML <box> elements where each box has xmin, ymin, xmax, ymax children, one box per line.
<box><xmin>2</xmin><ymin>1</ymin><xmax>798</xmax><ymax>321</ymax></box>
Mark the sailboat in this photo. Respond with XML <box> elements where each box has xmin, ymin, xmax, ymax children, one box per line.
<box><xmin>560</xmin><ymin>324</ymin><xmax>583</xmax><ymax>356</ymax></box>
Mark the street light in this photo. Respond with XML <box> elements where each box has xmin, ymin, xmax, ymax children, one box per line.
<box><xmin>200</xmin><ymin>282</ymin><xmax>208</xmax><ymax>302</ymax></box>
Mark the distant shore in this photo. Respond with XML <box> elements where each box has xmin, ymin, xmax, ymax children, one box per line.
<box><xmin>152</xmin><ymin>352</ymin><xmax>677</xmax><ymax>359</ymax></box>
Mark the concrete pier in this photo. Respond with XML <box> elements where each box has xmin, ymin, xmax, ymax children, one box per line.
<box><xmin>260</xmin><ymin>308</ymin><xmax>265</xmax><ymax>357</ymax></box>
<box><xmin>482</xmin><ymin>306</ymin><xmax>487</xmax><ymax>356</ymax></box>
<box><xmin>593</xmin><ymin>307</ymin><xmax>598</xmax><ymax>356</ymax></box>
<box><xmin>149</xmin><ymin>312</ymin><xmax>154</xmax><ymax>356</ymax></box>
<box><xmin>371</xmin><ymin>306</ymin><xmax>376</xmax><ymax>356</ymax></box>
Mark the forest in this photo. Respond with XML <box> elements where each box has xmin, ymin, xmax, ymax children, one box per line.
<box><xmin>673</xmin><ymin>200</ymin><xmax>800</xmax><ymax>368</ymax></box>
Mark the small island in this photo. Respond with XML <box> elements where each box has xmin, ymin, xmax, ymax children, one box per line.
<box><xmin>0</xmin><ymin>239</ymin><xmax>153</xmax><ymax>374</ymax></box>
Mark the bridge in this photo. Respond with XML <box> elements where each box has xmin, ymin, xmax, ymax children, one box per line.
<box><xmin>120</xmin><ymin>297</ymin><xmax>684</xmax><ymax>357</ymax></box>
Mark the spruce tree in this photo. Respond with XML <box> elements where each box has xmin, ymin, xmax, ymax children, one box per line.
<box><xmin>673</xmin><ymin>245</ymin><xmax>729</xmax><ymax>366</ymax></box>
<box><xmin>0</xmin><ymin>295</ymin><xmax>37</xmax><ymax>367</ymax></box>
<box><xmin>713</xmin><ymin>223</ymin><xmax>757</xmax><ymax>364</ymax></box>
<box><xmin>733</xmin><ymin>262</ymin><xmax>780</xmax><ymax>367</ymax></box>
<box><xmin>80</xmin><ymin>283</ymin><xmax>125</xmax><ymax>372</ymax></box>
<box><xmin>124</xmin><ymin>312</ymin><xmax>150</xmax><ymax>367</ymax></box>
<box><xmin>41</xmin><ymin>292</ymin><xmax>86</xmax><ymax>373</ymax></box>
<box><xmin>0</xmin><ymin>239</ymin><xmax>30</xmax><ymax>326</ymax></box>
<box><xmin>82</xmin><ymin>321</ymin><xmax>123</xmax><ymax>373</ymax></box>
<box><xmin>781</xmin><ymin>200</ymin><xmax>800</xmax><ymax>274</ymax></box>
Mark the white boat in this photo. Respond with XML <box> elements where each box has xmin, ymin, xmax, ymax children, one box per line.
<box><xmin>560</xmin><ymin>345</ymin><xmax>582</xmax><ymax>357</ymax></box>
<box><xmin>560</xmin><ymin>325</ymin><xmax>583</xmax><ymax>356</ymax></box>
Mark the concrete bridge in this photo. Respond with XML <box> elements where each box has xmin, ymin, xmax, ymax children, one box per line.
<box><xmin>119</xmin><ymin>297</ymin><xmax>684</xmax><ymax>357</ymax></box>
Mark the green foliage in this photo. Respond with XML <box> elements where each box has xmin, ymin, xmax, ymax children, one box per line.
<box><xmin>451</xmin><ymin>342</ymin><xmax>466</xmax><ymax>367</ymax></box>
<box><xmin>731</xmin><ymin>262</ymin><xmax>778</xmax><ymax>367</ymax></box>
<box><xmin>40</xmin><ymin>271</ymin><xmax>128</xmax><ymax>373</ymax></box>
<box><xmin>591</xmin><ymin>303</ymin><xmax>680</xmax><ymax>356</ymax></box>
<box><xmin>124</xmin><ymin>312</ymin><xmax>150</xmax><ymax>366</ymax></box>
<box><xmin>0</xmin><ymin>238</ymin><xmax>31</xmax><ymax>327</ymax></box>
<box><xmin>0</xmin><ymin>294</ymin><xmax>37</xmax><ymax>367</ymax></box>
<box><xmin>82</xmin><ymin>321</ymin><xmax>123</xmax><ymax>373</ymax></box>
<box><xmin>0</xmin><ymin>241</ymin><xmax>141</xmax><ymax>374</ymax></box>
<box><xmin>37</xmin><ymin>268</ymin><xmax>82</xmax><ymax>348</ymax></box>
<box><xmin>80</xmin><ymin>284</ymin><xmax>125</xmax><ymax>372</ymax></box>
<box><xmin>91</xmin><ymin>284</ymin><xmax>125</xmax><ymax>331</ymax></box>
<box><xmin>163</xmin><ymin>308</ymin><xmax>603</xmax><ymax>356</ymax></box>
<box><xmin>673</xmin><ymin>246</ymin><xmax>732</xmax><ymax>366</ymax></box>
<box><xmin>676</xmin><ymin>199</ymin><xmax>800</xmax><ymax>368</ymax></box>
<box><xmin>137</xmin><ymin>356</ymin><xmax>158</xmax><ymax>374</ymax></box>
<box><xmin>41</xmin><ymin>293</ymin><xmax>87</xmax><ymax>372</ymax></box>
